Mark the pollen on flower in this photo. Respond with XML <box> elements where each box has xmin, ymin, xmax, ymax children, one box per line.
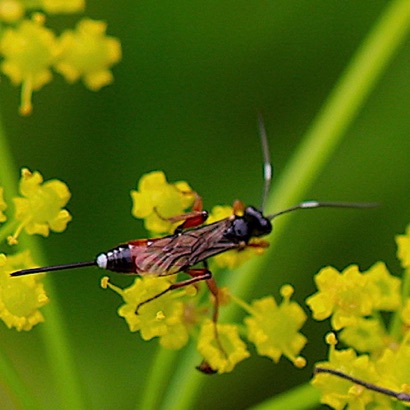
<box><xmin>325</xmin><ymin>332</ymin><xmax>338</xmax><ymax>345</ymax></box>
<box><xmin>130</xmin><ymin>171</ymin><xmax>196</xmax><ymax>234</ymax></box>
<box><xmin>294</xmin><ymin>356</ymin><xmax>307</xmax><ymax>368</ymax></box>
<box><xmin>156</xmin><ymin>311</ymin><xmax>165</xmax><ymax>321</ymax></box>
<box><xmin>54</xmin><ymin>19</ymin><xmax>121</xmax><ymax>91</ymax></box>
<box><xmin>280</xmin><ymin>284</ymin><xmax>294</xmax><ymax>298</ymax></box>
<box><xmin>9</xmin><ymin>168</ymin><xmax>72</xmax><ymax>243</ymax></box>
<box><xmin>100</xmin><ymin>276</ymin><xmax>110</xmax><ymax>289</ymax></box>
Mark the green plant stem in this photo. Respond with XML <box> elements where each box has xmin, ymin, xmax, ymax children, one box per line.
<box><xmin>0</xmin><ymin>220</ymin><xmax>18</xmax><ymax>244</ymax></box>
<box><xmin>249</xmin><ymin>382</ymin><xmax>320</xmax><ymax>410</ymax></box>
<box><xmin>0</xmin><ymin>342</ymin><xmax>42</xmax><ymax>410</ymax></box>
<box><xmin>0</xmin><ymin>116</ymin><xmax>86</xmax><ymax>409</ymax></box>
<box><xmin>138</xmin><ymin>347</ymin><xmax>178</xmax><ymax>410</ymax></box>
<box><xmin>161</xmin><ymin>1</ymin><xmax>410</xmax><ymax>409</ymax></box>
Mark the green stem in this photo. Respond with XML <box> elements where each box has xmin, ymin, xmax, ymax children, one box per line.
<box><xmin>138</xmin><ymin>347</ymin><xmax>179</xmax><ymax>410</ymax></box>
<box><xmin>0</xmin><ymin>116</ymin><xmax>87</xmax><ymax>408</ymax></box>
<box><xmin>0</xmin><ymin>220</ymin><xmax>18</xmax><ymax>244</ymax></box>
<box><xmin>162</xmin><ymin>1</ymin><xmax>410</xmax><ymax>409</ymax></box>
<box><xmin>0</xmin><ymin>341</ymin><xmax>41</xmax><ymax>410</ymax></box>
<box><xmin>249</xmin><ymin>382</ymin><xmax>320</xmax><ymax>410</ymax></box>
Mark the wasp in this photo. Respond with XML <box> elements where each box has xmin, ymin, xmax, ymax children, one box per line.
<box><xmin>10</xmin><ymin>117</ymin><xmax>374</xmax><ymax>372</ymax></box>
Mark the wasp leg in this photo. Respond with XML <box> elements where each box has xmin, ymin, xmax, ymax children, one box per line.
<box><xmin>170</xmin><ymin>210</ymin><xmax>209</xmax><ymax>234</ymax></box>
<box><xmin>232</xmin><ymin>199</ymin><xmax>246</xmax><ymax>215</ymax></box>
<box><xmin>168</xmin><ymin>192</ymin><xmax>207</xmax><ymax>233</ymax></box>
<box><xmin>246</xmin><ymin>240</ymin><xmax>270</xmax><ymax>249</ymax></box>
<box><xmin>197</xmin><ymin>260</ymin><xmax>228</xmax><ymax>374</ymax></box>
<box><xmin>153</xmin><ymin>191</ymin><xmax>208</xmax><ymax>234</ymax></box>
<box><xmin>135</xmin><ymin>269</ymin><xmax>212</xmax><ymax>314</ymax></box>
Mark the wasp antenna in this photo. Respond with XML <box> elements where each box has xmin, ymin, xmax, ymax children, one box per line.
<box><xmin>258</xmin><ymin>113</ymin><xmax>273</xmax><ymax>212</ymax></box>
<box><xmin>266</xmin><ymin>201</ymin><xmax>378</xmax><ymax>220</ymax></box>
<box><xmin>10</xmin><ymin>260</ymin><xmax>96</xmax><ymax>277</ymax></box>
<box><xmin>314</xmin><ymin>366</ymin><xmax>410</xmax><ymax>402</ymax></box>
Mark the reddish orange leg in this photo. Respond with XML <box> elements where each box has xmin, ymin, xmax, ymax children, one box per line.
<box><xmin>233</xmin><ymin>199</ymin><xmax>246</xmax><ymax>215</ymax></box>
<box><xmin>247</xmin><ymin>240</ymin><xmax>270</xmax><ymax>249</ymax></box>
<box><xmin>154</xmin><ymin>190</ymin><xmax>208</xmax><ymax>234</ymax></box>
<box><xmin>135</xmin><ymin>268</ymin><xmax>212</xmax><ymax>314</ymax></box>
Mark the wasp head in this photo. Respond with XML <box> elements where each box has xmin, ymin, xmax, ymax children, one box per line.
<box><xmin>224</xmin><ymin>206</ymin><xmax>272</xmax><ymax>243</ymax></box>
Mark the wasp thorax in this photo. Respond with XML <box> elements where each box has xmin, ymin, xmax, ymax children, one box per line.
<box><xmin>223</xmin><ymin>206</ymin><xmax>272</xmax><ymax>242</ymax></box>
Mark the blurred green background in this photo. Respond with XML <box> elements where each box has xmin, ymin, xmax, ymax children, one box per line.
<box><xmin>1</xmin><ymin>1</ymin><xmax>410</xmax><ymax>409</ymax></box>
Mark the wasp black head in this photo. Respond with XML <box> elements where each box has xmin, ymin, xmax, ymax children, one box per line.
<box><xmin>224</xmin><ymin>206</ymin><xmax>272</xmax><ymax>243</ymax></box>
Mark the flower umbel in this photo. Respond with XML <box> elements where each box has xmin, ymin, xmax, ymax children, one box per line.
<box><xmin>106</xmin><ymin>170</ymin><xmax>309</xmax><ymax>372</ymax></box>
<box><xmin>0</xmin><ymin>15</ymin><xmax>58</xmax><ymax>115</ymax></box>
<box><xmin>55</xmin><ymin>19</ymin><xmax>121</xmax><ymax>91</ymax></box>
<box><xmin>130</xmin><ymin>171</ymin><xmax>196</xmax><ymax>234</ymax></box>
<box><xmin>197</xmin><ymin>319</ymin><xmax>250</xmax><ymax>374</ymax></box>
<box><xmin>310</xmin><ymin>224</ymin><xmax>410</xmax><ymax>409</ymax></box>
<box><xmin>9</xmin><ymin>168</ymin><xmax>72</xmax><ymax>244</ymax></box>
<box><xmin>102</xmin><ymin>276</ymin><xmax>195</xmax><ymax>350</ymax></box>
<box><xmin>307</xmin><ymin>265</ymin><xmax>373</xmax><ymax>330</ymax></box>
<box><xmin>244</xmin><ymin>285</ymin><xmax>307</xmax><ymax>367</ymax></box>
<box><xmin>0</xmin><ymin>3</ymin><xmax>121</xmax><ymax>114</ymax></box>
<box><xmin>0</xmin><ymin>252</ymin><xmax>48</xmax><ymax>331</ymax></box>
<box><xmin>0</xmin><ymin>168</ymin><xmax>72</xmax><ymax>332</ymax></box>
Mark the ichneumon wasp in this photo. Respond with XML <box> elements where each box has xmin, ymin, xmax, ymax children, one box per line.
<box><xmin>10</xmin><ymin>116</ymin><xmax>375</xmax><ymax>372</ymax></box>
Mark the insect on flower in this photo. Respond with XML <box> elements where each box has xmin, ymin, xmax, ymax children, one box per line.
<box><xmin>10</xmin><ymin>116</ymin><xmax>376</xmax><ymax>372</ymax></box>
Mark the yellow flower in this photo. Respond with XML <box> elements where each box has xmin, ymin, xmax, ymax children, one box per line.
<box><xmin>312</xmin><ymin>336</ymin><xmax>380</xmax><ymax>410</ymax></box>
<box><xmin>0</xmin><ymin>0</ymin><xmax>24</xmax><ymax>23</ymax></box>
<box><xmin>197</xmin><ymin>319</ymin><xmax>250</xmax><ymax>374</ymax></box>
<box><xmin>365</xmin><ymin>262</ymin><xmax>401</xmax><ymax>311</ymax></box>
<box><xmin>41</xmin><ymin>0</ymin><xmax>84</xmax><ymax>14</ymax></box>
<box><xmin>207</xmin><ymin>205</ymin><xmax>266</xmax><ymax>269</ymax></box>
<box><xmin>401</xmin><ymin>298</ymin><xmax>410</xmax><ymax>326</ymax></box>
<box><xmin>244</xmin><ymin>285</ymin><xmax>307</xmax><ymax>366</ymax></box>
<box><xmin>55</xmin><ymin>19</ymin><xmax>121</xmax><ymax>91</ymax></box>
<box><xmin>130</xmin><ymin>171</ymin><xmax>196</xmax><ymax>234</ymax></box>
<box><xmin>0</xmin><ymin>16</ymin><xmax>58</xmax><ymax>115</ymax></box>
<box><xmin>374</xmin><ymin>346</ymin><xmax>410</xmax><ymax>399</ymax></box>
<box><xmin>9</xmin><ymin>168</ymin><xmax>71</xmax><ymax>244</ymax></box>
<box><xmin>396</xmin><ymin>225</ymin><xmax>410</xmax><ymax>268</ymax></box>
<box><xmin>0</xmin><ymin>187</ymin><xmax>7</xmax><ymax>222</ymax></box>
<box><xmin>0</xmin><ymin>252</ymin><xmax>48</xmax><ymax>331</ymax></box>
<box><xmin>306</xmin><ymin>265</ymin><xmax>373</xmax><ymax>330</ymax></box>
<box><xmin>339</xmin><ymin>317</ymin><xmax>386</xmax><ymax>353</ymax></box>
<box><xmin>102</xmin><ymin>276</ymin><xmax>192</xmax><ymax>350</ymax></box>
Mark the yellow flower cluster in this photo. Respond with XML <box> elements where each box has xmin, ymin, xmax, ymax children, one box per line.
<box><xmin>310</xmin><ymin>226</ymin><xmax>410</xmax><ymax>409</ymax></box>
<box><xmin>104</xmin><ymin>171</ymin><xmax>308</xmax><ymax>374</ymax></box>
<box><xmin>0</xmin><ymin>2</ymin><xmax>121</xmax><ymax>115</ymax></box>
<box><xmin>0</xmin><ymin>169</ymin><xmax>71</xmax><ymax>331</ymax></box>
